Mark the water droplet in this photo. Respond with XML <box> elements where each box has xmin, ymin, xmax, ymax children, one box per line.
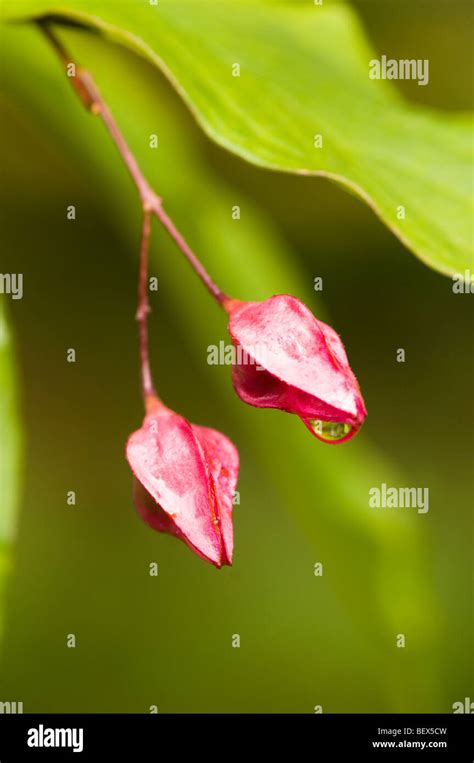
<box><xmin>308</xmin><ymin>419</ymin><xmax>352</xmax><ymax>443</ymax></box>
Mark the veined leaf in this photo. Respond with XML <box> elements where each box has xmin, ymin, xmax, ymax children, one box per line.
<box><xmin>1</xmin><ymin>0</ymin><xmax>472</xmax><ymax>276</ymax></box>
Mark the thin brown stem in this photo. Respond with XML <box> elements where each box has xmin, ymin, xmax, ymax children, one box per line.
<box><xmin>41</xmin><ymin>22</ymin><xmax>229</xmax><ymax>306</ymax></box>
<box><xmin>153</xmin><ymin>204</ymin><xmax>226</xmax><ymax>305</ymax></box>
<box><xmin>136</xmin><ymin>211</ymin><xmax>157</xmax><ymax>407</ymax></box>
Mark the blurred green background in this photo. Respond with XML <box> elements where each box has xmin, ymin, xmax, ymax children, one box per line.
<box><xmin>0</xmin><ymin>0</ymin><xmax>472</xmax><ymax>712</ymax></box>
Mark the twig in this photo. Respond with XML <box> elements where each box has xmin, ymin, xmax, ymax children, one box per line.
<box><xmin>40</xmin><ymin>21</ymin><xmax>230</xmax><ymax>409</ymax></box>
<box><xmin>136</xmin><ymin>210</ymin><xmax>157</xmax><ymax>407</ymax></box>
<box><xmin>41</xmin><ymin>22</ymin><xmax>228</xmax><ymax>306</ymax></box>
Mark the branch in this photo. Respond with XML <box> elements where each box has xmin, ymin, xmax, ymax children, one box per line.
<box><xmin>136</xmin><ymin>210</ymin><xmax>157</xmax><ymax>408</ymax></box>
<box><xmin>41</xmin><ymin>22</ymin><xmax>228</xmax><ymax>307</ymax></box>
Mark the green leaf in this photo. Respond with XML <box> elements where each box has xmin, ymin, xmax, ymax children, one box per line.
<box><xmin>2</xmin><ymin>0</ymin><xmax>472</xmax><ymax>276</ymax></box>
<box><xmin>0</xmin><ymin>303</ymin><xmax>21</xmax><ymax>645</ymax></box>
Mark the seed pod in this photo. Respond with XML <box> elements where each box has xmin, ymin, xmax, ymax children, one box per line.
<box><xmin>126</xmin><ymin>404</ymin><xmax>239</xmax><ymax>567</ymax></box>
<box><xmin>225</xmin><ymin>294</ymin><xmax>367</xmax><ymax>444</ymax></box>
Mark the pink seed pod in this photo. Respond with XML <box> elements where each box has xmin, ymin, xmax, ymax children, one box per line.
<box><xmin>225</xmin><ymin>294</ymin><xmax>367</xmax><ymax>443</ymax></box>
<box><xmin>126</xmin><ymin>402</ymin><xmax>239</xmax><ymax>567</ymax></box>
